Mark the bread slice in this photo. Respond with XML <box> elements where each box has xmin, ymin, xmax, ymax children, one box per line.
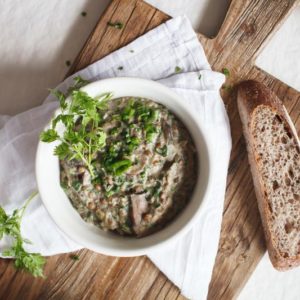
<box><xmin>237</xmin><ymin>80</ymin><xmax>300</xmax><ymax>271</ymax></box>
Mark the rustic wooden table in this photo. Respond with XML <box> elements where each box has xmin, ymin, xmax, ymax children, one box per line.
<box><xmin>1</xmin><ymin>0</ymin><xmax>300</xmax><ymax>299</ymax></box>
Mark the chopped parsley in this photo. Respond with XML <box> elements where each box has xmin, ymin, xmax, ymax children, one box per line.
<box><xmin>110</xmin><ymin>127</ymin><xmax>119</xmax><ymax>136</ymax></box>
<box><xmin>70</xmin><ymin>254</ymin><xmax>80</xmax><ymax>261</ymax></box>
<box><xmin>144</xmin><ymin>124</ymin><xmax>158</xmax><ymax>142</ymax></box>
<box><xmin>72</xmin><ymin>180</ymin><xmax>81</xmax><ymax>191</ymax></box>
<box><xmin>198</xmin><ymin>74</ymin><xmax>202</xmax><ymax>80</ymax></box>
<box><xmin>155</xmin><ymin>145</ymin><xmax>168</xmax><ymax>157</ymax></box>
<box><xmin>151</xmin><ymin>182</ymin><xmax>162</xmax><ymax>198</ymax></box>
<box><xmin>117</xmin><ymin>66</ymin><xmax>124</xmax><ymax>71</ymax></box>
<box><xmin>108</xmin><ymin>159</ymin><xmax>132</xmax><ymax>176</ymax></box>
<box><xmin>222</xmin><ymin>68</ymin><xmax>230</xmax><ymax>77</ymax></box>
<box><xmin>60</xmin><ymin>181</ymin><xmax>68</xmax><ymax>190</ymax></box>
<box><xmin>175</xmin><ymin>66</ymin><xmax>182</xmax><ymax>73</ymax></box>
<box><xmin>107</xmin><ymin>21</ymin><xmax>124</xmax><ymax>29</ymax></box>
<box><xmin>105</xmin><ymin>185</ymin><xmax>120</xmax><ymax>197</ymax></box>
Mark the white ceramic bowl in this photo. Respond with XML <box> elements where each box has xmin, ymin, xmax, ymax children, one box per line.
<box><xmin>36</xmin><ymin>77</ymin><xmax>212</xmax><ymax>257</ymax></box>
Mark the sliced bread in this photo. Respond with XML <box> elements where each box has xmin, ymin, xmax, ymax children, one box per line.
<box><xmin>237</xmin><ymin>80</ymin><xmax>300</xmax><ymax>271</ymax></box>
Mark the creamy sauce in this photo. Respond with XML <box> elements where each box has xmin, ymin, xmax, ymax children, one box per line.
<box><xmin>60</xmin><ymin>97</ymin><xmax>198</xmax><ymax>237</ymax></box>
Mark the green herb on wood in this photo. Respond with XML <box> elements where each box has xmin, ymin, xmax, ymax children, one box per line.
<box><xmin>107</xmin><ymin>21</ymin><xmax>124</xmax><ymax>29</ymax></box>
<box><xmin>222</xmin><ymin>68</ymin><xmax>230</xmax><ymax>77</ymax></box>
<box><xmin>70</xmin><ymin>254</ymin><xmax>80</xmax><ymax>261</ymax></box>
<box><xmin>0</xmin><ymin>192</ymin><xmax>46</xmax><ymax>277</ymax></box>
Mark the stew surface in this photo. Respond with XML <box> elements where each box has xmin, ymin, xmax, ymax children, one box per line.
<box><xmin>60</xmin><ymin>97</ymin><xmax>198</xmax><ymax>237</ymax></box>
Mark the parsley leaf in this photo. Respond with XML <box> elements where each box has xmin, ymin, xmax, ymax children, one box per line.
<box><xmin>49</xmin><ymin>89</ymin><xmax>67</xmax><ymax>110</ymax></box>
<box><xmin>54</xmin><ymin>142</ymin><xmax>70</xmax><ymax>159</ymax></box>
<box><xmin>67</xmin><ymin>76</ymin><xmax>90</xmax><ymax>95</ymax></box>
<box><xmin>0</xmin><ymin>192</ymin><xmax>46</xmax><ymax>277</ymax></box>
<box><xmin>40</xmin><ymin>129</ymin><xmax>59</xmax><ymax>142</ymax></box>
<box><xmin>222</xmin><ymin>68</ymin><xmax>230</xmax><ymax>77</ymax></box>
<box><xmin>108</xmin><ymin>159</ymin><xmax>132</xmax><ymax>176</ymax></box>
<box><xmin>107</xmin><ymin>21</ymin><xmax>124</xmax><ymax>29</ymax></box>
<box><xmin>70</xmin><ymin>254</ymin><xmax>80</xmax><ymax>261</ymax></box>
<box><xmin>155</xmin><ymin>145</ymin><xmax>168</xmax><ymax>157</ymax></box>
<box><xmin>97</xmin><ymin>132</ymin><xmax>107</xmax><ymax>148</ymax></box>
<box><xmin>175</xmin><ymin>66</ymin><xmax>182</xmax><ymax>73</ymax></box>
<box><xmin>144</xmin><ymin>124</ymin><xmax>158</xmax><ymax>142</ymax></box>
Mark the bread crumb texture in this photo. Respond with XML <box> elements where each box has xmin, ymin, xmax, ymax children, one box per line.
<box><xmin>252</xmin><ymin>105</ymin><xmax>300</xmax><ymax>258</ymax></box>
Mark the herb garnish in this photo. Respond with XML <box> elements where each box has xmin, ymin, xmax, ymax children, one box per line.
<box><xmin>65</xmin><ymin>60</ymin><xmax>71</xmax><ymax>67</ymax></box>
<box><xmin>0</xmin><ymin>192</ymin><xmax>46</xmax><ymax>277</ymax></box>
<box><xmin>107</xmin><ymin>21</ymin><xmax>124</xmax><ymax>29</ymax></box>
<box><xmin>222</xmin><ymin>68</ymin><xmax>230</xmax><ymax>77</ymax></box>
<box><xmin>198</xmin><ymin>74</ymin><xmax>202</xmax><ymax>80</ymax></box>
<box><xmin>175</xmin><ymin>66</ymin><xmax>182</xmax><ymax>73</ymax></box>
<box><xmin>155</xmin><ymin>145</ymin><xmax>168</xmax><ymax>157</ymax></box>
<box><xmin>81</xmin><ymin>11</ymin><xmax>87</xmax><ymax>17</ymax></box>
<box><xmin>40</xmin><ymin>77</ymin><xmax>112</xmax><ymax>178</ymax></box>
<box><xmin>145</xmin><ymin>124</ymin><xmax>158</xmax><ymax>142</ymax></box>
<box><xmin>102</xmin><ymin>100</ymin><xmax>161</xmax><ymax>177</ymax></box>
<box><xmin>117</xmin><ymin>66</ymin><xmax>124</xmax><ymax>71</ymax></box>
<box><xmin>151</xmin><ymin>182</ymin><xmax>162</xmax><ymax>198</ymax></box>
<box><xmin>70</xmin><ymin>254</ymin><xmax>80</xmax><ymax>261</ymax></box>
<box><xmin>72</xmin><ymin>180</ymin><xmax>81</xmax><ymax>191</ymax></box>
<box><xmin>108</xmin><ymin>159</ymin><xmax>132</xmax><ymax>176</ymax></box>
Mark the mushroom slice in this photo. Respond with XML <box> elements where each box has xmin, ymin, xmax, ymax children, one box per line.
<box><xmin>82</xmin><ymin>170</ymin><xmax>91</xmax><ymax>186</ymax></box>
<box><xmin>131</xmin><ymin>193</ymin><xmax>148</xmax><ymax>227</ymax></box>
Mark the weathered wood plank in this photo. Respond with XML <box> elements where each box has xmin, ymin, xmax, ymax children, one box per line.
<box><xmin>205</xmin><ymin>1</ymin><xmax>299</xmax><ymax>298</ymax></box>
<box><xmin>1</xmin><ymin>0</ymin><xmax>300</xmax><ymax>299</ymax></box>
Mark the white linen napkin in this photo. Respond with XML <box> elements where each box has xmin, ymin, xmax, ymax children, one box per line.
<box><xmin>0</xmin><ymin>16</ymin><xmax>231</xmax><ymax>300</ymax></box>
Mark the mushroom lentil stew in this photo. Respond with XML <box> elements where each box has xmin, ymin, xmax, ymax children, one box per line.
<box><xmin>60</xmin><ymin>97</ymin><xmax>198</xmax><ymax>237</ymax></box>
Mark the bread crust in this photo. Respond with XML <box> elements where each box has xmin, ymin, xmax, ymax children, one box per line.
<box><xmin>237</xmin><ymin>80</ymin><xmax>300</xmax><ymax>271</ymax></box>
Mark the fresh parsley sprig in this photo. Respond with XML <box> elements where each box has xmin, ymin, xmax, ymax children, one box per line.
<box><xmin>0</xmin><ymin>191</ymin><xmax>46</xmax><ymax>277</ymax></box>
<box><xmin>40</xmin><ymin>77</ymin><xmax>112</xmax><ymax>178</ymax></box>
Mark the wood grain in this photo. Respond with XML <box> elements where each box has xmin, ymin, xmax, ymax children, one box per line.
<box><xmin>1</xmin><ymin>0</ymin><xmax>300</xmax><ymax>299</ymax></box>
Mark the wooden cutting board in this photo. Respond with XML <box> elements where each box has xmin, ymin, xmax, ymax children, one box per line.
<box><xmin>1</xmin><ymin>0</ymin><xmax>300</xmax><ymax>299</ymax></box>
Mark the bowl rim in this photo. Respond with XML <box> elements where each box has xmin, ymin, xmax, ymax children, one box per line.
<box><xmin>36</xmin><ymin>77</ymin><xmax>213</xmax><ymax>257</ymax></box>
